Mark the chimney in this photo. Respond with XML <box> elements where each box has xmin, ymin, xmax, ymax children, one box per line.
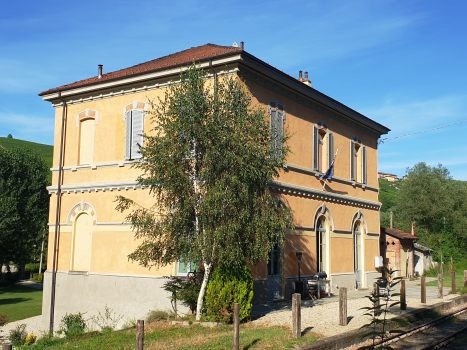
<box><xmin>303</xmin><ymin>71</ymin><xmax>311</xmax><ymax>87</ymax></box>
<box><xmin>240</xmin><ymin>41</ymin><xmax>244</xmax><ymax>50</ymax></box>
<box><xmin>98</xmin><ymin>64</ymin><xmax>103</xmax><ymax>79</ymax></box>
<box><xmin>298</xmin><ymin>70</ymin><xmax>303</xmax><ymax>82</ymax></box>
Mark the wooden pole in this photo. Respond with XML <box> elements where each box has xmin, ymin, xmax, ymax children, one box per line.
<box><xmin>373</xmin><ymin>282</ymin><xmax>380</xmax><ymax>313</ymax></box>
<box><xmin>136</xmin><ymin>320</ymin><xmax>144</xmax><ymax>350</ymax></box>
<box><xmin>438</xmin><ymin>273</ymin><xmax>443</xmax><ymax>299</ymax></box>
<box><xmin>292</xmin><ymin>293</ymin><xmax>301</xmax><ymax>338</ymax></box>
<box><xmin>233</xmin><ymin>303</ymin><xmax>240</xmax><ymax>350</ymax></box>
<box><xmin>400</xmin><ymin>280</ymin><xmax>406</xmax><ymax>310</ymax></box>
<box><xmin>339</xmin><ymin>287</ymin><xmax>347</xmax><ymax>326</ymax></box>
<box><xmin>464</xmin><ymin>270</ymin><xmax>467</xmax><ymax>288</ymax></box>
<box><xmin>452</xmin><ymin>270</ymin><xmax>457</xmax><ymax>294</ymax></box>
<box><xmin>421</xmin><ymin>276</ymin><xmax>426</xmax><ymax>304</ymax></box>
<box><xmin>2</xmin><ymin>342</ymin><xmax>12</xmax><ymax>350</ymax></box>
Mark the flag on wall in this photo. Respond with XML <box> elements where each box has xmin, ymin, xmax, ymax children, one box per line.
<box><xmin>320</xmin><ymin>149</ymin><xmax>339</xmax><ymax>181</ymax></box>
<box><xmin>411</xmin><ymin>222</ymin><xmax>415</xmax><ymax>236</ymax></box>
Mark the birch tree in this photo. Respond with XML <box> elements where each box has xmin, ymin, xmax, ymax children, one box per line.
<box><xmin>116</xmin><ymin>64</ymin><xmax>293</xmax><ymax>320</ymax></box>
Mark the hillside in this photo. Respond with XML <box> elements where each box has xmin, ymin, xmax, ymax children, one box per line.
<box><xmin>378</xmin><ymin>179</ymin><xmax>400</xmax><ymax>212</ymax></box>
<box><xmin>0</xmin><ymin>137</ymin><xmax>53</xmax><ymax>184</ymax></box>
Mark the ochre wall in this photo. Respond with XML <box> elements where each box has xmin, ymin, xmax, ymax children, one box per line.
<box><xmin>48</xmin><ymin>70</ymin><xmax>382</xmax><ymax>282</ymax></box>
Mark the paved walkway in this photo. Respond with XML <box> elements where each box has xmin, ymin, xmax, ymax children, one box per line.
<box><xmin>251</xmin><ymin>277</ymin><xmax>450</xmax><ymax>319</ymax></box>
<box><xmin>15</xmin><ymin>280</ymin><xmax>43</xmax><ymax>290</ymax></box>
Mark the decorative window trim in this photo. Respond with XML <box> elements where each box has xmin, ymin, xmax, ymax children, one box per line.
<box><xmin>76</xmin><ymin>109</ymin><xmax>99</xmax><ymax>127</ymax></box>
<box><xmin>312</xmin><ymin>203</ymin><xmax>335</xmax><ymax>232</ymax></box>
<box><xmin>122</xmin><ymin>101</ymin><xmax>149</xmax><ymax>121</ymax></box>
<box><xmin>313</xmin><ymin>122</ymin><xmax>332</xmax><ymax>173</ymax></box>
<box><xmin>66</xmin><ymin>200</ymin><xmax>98</xmax><ymax>225</ymax></box>
<box><xmin>350</xmin><ymin>209</ymin><xmax>369</xmax><ymax>235</ymax></box>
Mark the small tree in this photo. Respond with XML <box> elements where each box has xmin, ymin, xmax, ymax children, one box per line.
<box><xmin>117</xmin><ymin>64</ymin><xmax>294</xmax><ymax>320</ymax></box>
<box><xmin>0</xmin><ymin>147</ymin><xmax>49</xmax><ymax>270</ymax></box>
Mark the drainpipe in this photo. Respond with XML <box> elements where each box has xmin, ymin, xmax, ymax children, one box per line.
<box><xmin>49</xmin><ymin>91</ymin><xmax>67</xmax><ymax>336</ymax></box>
<box><xmin>209</xmin><ymin>59</ymin><xmax>218</xmax><ymax>107</ymax></box>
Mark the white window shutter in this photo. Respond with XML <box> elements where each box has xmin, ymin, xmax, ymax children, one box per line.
<box><xmin>350</xmin><ymin>140</ymin><xmax>355</xmax><ymax>181</ymax></box>
<box><xmin>313</xmin><ymin>126</ymin><xmax>319</xmax><ymax>171</ymax></box>
<box><xmin>125</xmin><ymin>111</ymin><xmax>132</xmax><ymax>160</ymax></box>
<box><xmin>131</xmin><ymin>110</ymin><xmax>144</xmax><ymax>159</ymax></box>
<box><xmin>362</xmin><ymin>146</ymin><xmax>367</xmax><ymax>184</ymax></box>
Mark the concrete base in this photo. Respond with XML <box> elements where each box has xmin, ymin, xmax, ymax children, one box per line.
<box><xmin>365</xmin><ymin>271</ymin><xmax>381</xmax><ymax>288</ymax></box>
<box><xmin>330</xmin><ymin>273</ymin><xmax>357</xmax><ymax>292</ymax></box>
<box><xmin>42</xmin><ymin>270</ymin><xmax>187</xmax><ymax>331</ymax></box>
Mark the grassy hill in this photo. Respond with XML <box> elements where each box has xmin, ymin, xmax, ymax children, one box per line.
<box><xmin>0</xmin><ymin>137</ymin><xmax>53</xmax><ymax>184</ymax></box>
<box><xmin>379</xmin><ymin>179</ymin><xmax>400</xmax><ymax>212</ymax></box>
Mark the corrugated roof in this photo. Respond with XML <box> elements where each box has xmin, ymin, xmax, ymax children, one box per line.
<box><xmin>381</xmin><ymin>227</ymin><xmax>418</xmax><ymax>240</ymax></box>
<box><xmin>39</xmin><ymin>44</ymin><xmax>242</xmax><ymax>96</ymax></box>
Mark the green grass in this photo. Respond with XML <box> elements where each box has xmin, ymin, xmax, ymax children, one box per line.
<box><xmin>0</xmin><ymin>137</ymin><xmax>53</xmax><ymax>184</ymax></box>
<box><xmin>27</xmin><ymin>322</ymin><xmax>320</xmax><ymax>349</ymax></box>
<box><xmin>0</xmin><ymin>285</ymin><xmax>43</xmax><ymax>323</ymax></box>
<box><xmin>425</xmin><ymin>272</ymin><xmax>466</xmax><ymax>291</ymax></box>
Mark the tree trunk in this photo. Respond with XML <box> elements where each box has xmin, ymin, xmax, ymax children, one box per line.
<box><xmin>196</xmin><ymin>262</ymin><xmax>212</xmax><ymax>320</ymax></box>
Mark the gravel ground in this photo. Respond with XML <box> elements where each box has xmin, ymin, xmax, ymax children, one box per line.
<box><xmin>0</xmin><ymin>315</ymin><xmax>45</xmax><ymax>343</ymax></box>
<box><xmin>253</xmin><ymin>294</ymin><xmax>459</xmax><ymax>337</ymax></box>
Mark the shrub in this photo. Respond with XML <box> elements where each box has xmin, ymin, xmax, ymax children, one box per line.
<box><xmin>163</xmin><ymin>270</ymin><xmax>204</xmax><ymax>315</ymax></box>
<box><xmin>24</xmin><ymin>332</ymin><xmax>37</xmax><ymax>345</ymax></box>
<box><xmin>205</xmin><ymin>262</ymin><xmax>254</xmax><ymax>323</ymax></box>
<box><xmin>90</xmin><ymin>304</ymin><xmax>123</xmax><ymax>331</ymax></box>
<box><xmin>146</xmin><ymin>310</ymin><xmax>172</xmax><ymax>323</ymax></box>
<box><xmin>423</xmin><ymin>267</ymin><xmax>438</xmax><ymax>277</ymax></box>
<box><xmin>33</xmin><ymin>273</ymin><xmax>43</xmax><ymax>283</ymax></box>
<box><xmin>60</xmin><ymin>312</ymin><xmax>86</xmax><ymax>337</ymax></box>
<box><xmin>25</xmin><ymin>263</ymin><xmax>40</xmax><ymax>274</ymax></box>
<box><xmin>9</xmin><ymin>324</ymin><xmax>27</xmax><ymax>347</ymax></box>
<box><xmin>0</xmin><ymin>314</ymin><xmax>7</xmax><ymax>326</ymax></box>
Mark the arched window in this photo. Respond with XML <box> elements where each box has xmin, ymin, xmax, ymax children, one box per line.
<box><xmin>350</xmin><ymin>136</ymin><xmax>367</xmax><ymax>183</ymax></box>
<box><xmin>313</xmin><ymin>122</ymin><xmax>334</xmax><ymax>173</ymax></box>
<box><xmin>354</xmin><ymin>221</ymin><xmax>363</xmax><ymax>289</ymax></box>
<box><xmin>76</xmin><ymin>109</ymin><xmax>98</xmax><ymax>165</ymax></box>
<box><xmin>316</xmin><ymin>217</ymin><xmax>327</xmax><ymax>273</ymax></box>
<box><xmin>72</xmin><ymin>213</ymin><xmax>93</xmax><ymax>272</ymax></box>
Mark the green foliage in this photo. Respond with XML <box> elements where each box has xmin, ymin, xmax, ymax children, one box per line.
<box><xmin>359</xmin><ymin>268</ymin><xmax>405</xmax><ymax>350</ymax></box>
<box><xmin>422</xmin><ymin>267</ymin><xmax>438</xmax><ymax>277</ymax></box>
<box><xmin>25</xmin><ymin>332</ymin><xmax>37</xmax><ymax>345</ymax></box>
<box><xmin>378</xmin><ymin>180</ymin><xmax>400</xmax><ymax>213</ymax></box>
<box><xmin>90</xmin><ymin>304</ymin><xmax>123</xmax><ymax>331</ymax></box>
<box><xmin>116</xmin><ymin>63</ymin><xmax>294</xmax><ymax>319</ymax></box>
<box><xmin>205</xmin><ymin>262</ymin><xmax>254</xmax><ymax>323</ymax></box>
<box><xmin>25</xmin><ymin>263</ymin><xmax>40</xmax><ymax>273</ymax></box>
<box><xmin>146</xmin><ymin>310</ymin><xmax>173</xmax><ymax>323</ymax></box>
<box><xmin>33</xmin><ymin>273</ymin><xmax>43</xmax><ymax>283</ymax></box>
<box><xmin>10</xmin><ymin>324</ymin><xmax>27</xmax><ymax>346</ymax></box>
<box><xmin>60</xmin><ymin>312</ymin><xmax>87</xmax><ymax>337</ymax></box>
<box><xmin>7</xmin><ymin>134</ymin><xmax>13</xmax><ymax>139</ymax></box>
<box><xmin>163</xmin><ymin>270</ymin><xmax>204</xmax><ymax>314</ymax></box>
<box><xmin>0</xmin><ymin>146</ymin><xmax>50</xmax><ymax>268</ymax></box>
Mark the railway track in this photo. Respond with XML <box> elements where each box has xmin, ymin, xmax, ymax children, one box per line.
<box><xmin>377</xmin><ymin>305</ymin><xmax>467</xmax><ymax>349</ymax></box>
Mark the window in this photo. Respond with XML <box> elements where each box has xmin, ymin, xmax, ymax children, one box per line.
<box><xmin>354</xmin><ymin>221</ymin><xmax>362</xmax><ymax>288</ymax></box>
<box><xmin>269</xmin><ymin>101</ymin><xmax>286</xmax><ymax>158</ymax></box>
<box><xmin>350</xmin><ymin>137</ymin><xmax>367</xmax><ymax>183</ymax></box>
<box><xmin>316</xmin><ymin>217</ymin><xmax>327</xmax><ymax>273</ymax></box>
<box><xmin>125</xmin><ymin>109</ymin><xmax>144</xmax><ymax>160</ymax></box>
<box><xmin>267</xmin><ymin>243</ymin><xmax>281</xmax><ymax>276</ymax></box>
<box><xmin>313</xmin><ymin>122</ymin><xmax>333</xmax><ymax>173</ymax></box>
<box><xmin>177</xmin><ymin>261</ymin><xmax>198</xmax><ymax>276</ymax></box>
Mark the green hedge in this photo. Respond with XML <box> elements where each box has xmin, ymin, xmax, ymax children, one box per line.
<box><xmin>205</xmin><ymin>262</ymin><xmax>253</xmax><ymax>323</ymax></box>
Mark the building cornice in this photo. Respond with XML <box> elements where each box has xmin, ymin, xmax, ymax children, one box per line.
<box><xmin>285</xmin><ymin>163</ymin><xmax>379</xmax><ymax>192</ymax></box>
<box><xmin>47</xmin><ymin>180</ymin><xmax>144</xmax><ymax>194</ymax></box>
<box><xmin>268</xmin><ymin>180</ymin><xmax>381</xmax><ymax>210</ymax></box>
<box><xmin>51</xmin><ymin>160</ymin><xmax>135</xmax><ymax>172</ymax></box>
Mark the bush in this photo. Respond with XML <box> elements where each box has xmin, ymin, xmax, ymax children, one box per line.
<box><xmin>423</xmin><ymin>267</ymin><xmax>438</xmax><ymax>277</ymax></box>
<box><xmin>60</xmin><ymin>312</ymin><xmax>86</xmax><ymax>337</ymax></box>
<box><xmin>0</xmin><ymin>314</ymin><xmax>7</xmax><ymax>326</ymax></box>
<box><xmin>90</xmin><ymin>304</ymin><xmax>123</xmax><ymax>332</ymax></box>
<box><xmin>33</xmin><ymin>273</ymin><xmax>43</xmax><ymax>283</ymax></box>
<box><xmin>163</xmin><ymin>270</ymin><xmax>205</xmax><ymax>315</ymax></box>
<box><xmin>24</xmin><ymin>332</ymin><xmax>37</xmax><ymax>345</ymax></box>
<box><xmin>205</xmin><ymin>262</ymin><xmax>254</xmax><ymax>323</ymax></box>
<box><xmin>25</xmin><ymin>263</ymin><xmax>40</xmax><ymax>274</ymax></box>
<box><xmin>10</xmin><ymin>324</ymin><xmax>27</xmax><ymax>346</ymax></box>
<box><xmin>146</xmin><ymin>310</ymin><xmax>172</xmax><ymax>323</ymax></box>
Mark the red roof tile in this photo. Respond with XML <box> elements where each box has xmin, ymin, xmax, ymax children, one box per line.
<box><xmin>381</xmin><ymin>227</ymin><xmax>417</xmax><ymax>240</ymax></box>
<box><xmin>39</xmin><ymin>44</ymin><xmax>242</xmax><ymax>96</ymax></box>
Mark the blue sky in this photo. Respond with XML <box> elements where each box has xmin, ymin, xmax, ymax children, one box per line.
<box><xmin>1</xmin><ymin>0</ymin><xmax>467</xmax><ymax>179</ymax></box>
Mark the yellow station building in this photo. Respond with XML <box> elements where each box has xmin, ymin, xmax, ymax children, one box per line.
<box><xmin>40</xmin><ymin>43</ymin><xmax>390</xmax><ymax>328</ymax></box>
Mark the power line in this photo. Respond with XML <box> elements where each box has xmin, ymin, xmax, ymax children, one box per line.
<box><xmin>379</xmin><ymin>118</ymin><xmax>467</xmax><ymax>144</ymax></box>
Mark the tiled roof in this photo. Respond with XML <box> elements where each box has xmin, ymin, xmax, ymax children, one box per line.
<box><xmin>381</xmin><ymin>227</ymin><xmax>417</xmax><ymax>240</ymax></box>
<box><xmin>39</xmin><ymin>44</ymin><xmax>242</xmax><ymax>96</ymax></box>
